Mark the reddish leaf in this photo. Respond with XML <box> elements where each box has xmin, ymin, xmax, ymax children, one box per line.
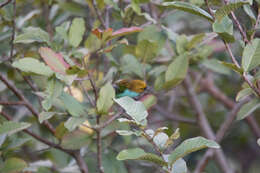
<box><xmin>140</xmin><ymin>94</ymin><xmax>157</xmax><ymax>111</ymax></box>
<box><xmin>92</xmin><ymin>28</ymin><xmax>103</xmax><ymax>39</ymax></box>
<box><xmin>92</xmin><ymin>28</ymin><xmax>113</xmax><ymax>40</ymax></box>
<box><xmin>110</xmin><ymin>27</ymin><xmax>143</xmax><ymax>40</ymax></box>
<box><xmin>39</xmin><ymin>47</ymin><xmax>69</xmax><ymax>75</ymax></box>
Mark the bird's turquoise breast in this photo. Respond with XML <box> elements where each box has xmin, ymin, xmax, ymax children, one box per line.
<box><xmin>116</xmin><ymin>89</ymin><xmax>139</xmax><ymax>98</ymax></box>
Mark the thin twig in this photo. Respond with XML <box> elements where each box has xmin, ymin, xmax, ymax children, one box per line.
<box><xmin>0</xmin><ymin>0</ymin><xmax>11</xmax><ymax>8</ymax></box>
<box><xmin>9</xmin><ymin>0</ymin><xmax>16</xmax><ymax>60</ymax></box>
<box><xmin>92</xmin><ymin>0</ymin><xmax>106</xmax><ymax>29</ymax></box>
<box><xmin>154</xmin><ymin>105</ymin><xmax>197</xmax><ymax>124</ymax></box>
<box><xmin>250</xmin><ymin>8</ymin><xmax>260</xmax><ymax>40</ymax></box>
<box><xmin>0</xmin><ymin>73</ymin><xmax>55</xmax><ymax>134</ymax></box>
<box><xmin>200</xmin><ymin>75</ymin><xmax>260</xmax><ymax>138</ymax></box>
<box><xmin>97</xmin><ymin>109</ymin><xmax>123</xmax><ymax>129</ymax></box>
<box><xmin>0</xmin><ymin>111</ymin><xmax>89</xmax><ymax>173</ymax></box>
<box><xmin>0</xmin><ymin>101</ymin><xmax>26</xmax><ymax>105</ymax></box>
<box><xmin>223</xmin><ymin>0</ymin><xmax>249</xmax><ymax>43</ymax></box>
<box><xmin>97</xmin><ymin>115</ymin><xmax>104</xmax><ymax>173</ymax></box>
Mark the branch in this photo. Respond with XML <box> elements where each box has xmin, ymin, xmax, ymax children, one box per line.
<box><xmin>183</xmin><ymin>76</ymin><xmax>234</xmax><ymax>173</ymax></box>
<box><xmin>251</xmin><ymin>8</ymin><xmax>260</xmax><ymax>40</ymax></box>
<box><xmin>154</xmin><ymin>105</ymin><xmax>197</xmax><ymax>124</ymax></box>
<box><xmin>0</xmin><ymin>0</ymin><xmax>11</xmax><ymax>8</ymax></box>
<box><xmin>200</xmin><ymin>75</ymin><xmax>260</xmax><ymax>138</ymax></box>
<box><xmin>0</xmin><ymin>101</ymin><xmax>26</xmax><ymax>106</ymax></box>
<box><xmin>0</xmin><ymin>111</ymin><xmax>89</xmax><ymax>173</ymax></box>
<box><xmin>92</xmin><ymin>0</ymin><xmax>106</xmax><ymax>29</ymax></box>
<box><xmin>0</xmin><ymin>73</ymin><xmax>55</xmax><ymax>134</ymax></box>
<box><xmin>193</xmin><ymin>99</ymin><xmax>249</xmax><ymax>173</ymax></box>
<box><xmin>223</xmin><ymin>0</ymin><xmax>249</xmax><ymax>43</ymax></box>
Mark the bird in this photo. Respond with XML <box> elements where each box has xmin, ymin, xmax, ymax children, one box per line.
<box><xmin>114</xmin><ymin>79</ymin><xmax>148</xmax><ymax>98</ymax></box>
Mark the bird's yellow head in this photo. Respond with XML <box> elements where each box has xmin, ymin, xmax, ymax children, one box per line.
<box><xmin>117</xmin><ymin>79</ymin><xmax>147</xmax><ymax>93</ymax></box>
<box><xmin>129</xmin><ymin>80</ymin><xmax>147</xmax><ymax>93</ymax></box>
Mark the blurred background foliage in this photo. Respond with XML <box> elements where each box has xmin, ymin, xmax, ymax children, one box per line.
<box><xmin>1</xmin><ymin>0</ymin><xmax>260</xmax><ymax>173</ymax></box>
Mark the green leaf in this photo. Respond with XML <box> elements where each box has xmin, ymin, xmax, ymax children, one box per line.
<box><xmin>114</xmin><ymin>96</ymin><xmax>148</xmax><ymax>126</ymax></box>
<box><xmin>69</xmin><ymin>18</ymin><xmax>85</xmax><ymax>47</ymax></box>
<box><xmin>171</xmin><ymin>158</ymin><xmax>187</xmax><ymax>173</ymax></box>
<box><xmin>154</xmin><ymin>73</ymin><xmax>165</xmax><ymax>91</ymax></box>
<box><xmin>215</xmin><ymin>2</ymin><xmax>248</xmax><ymax>22</ymax></box>
<box><xmin>212</xmin><ymin>16</ymin><xmax>235</xmax><ymax>43</ymax></box>
<box><xmin>136</xmin><ymin>40</ymin><xmax>159</xmax><ymax>62</ymax></box>
<box><xmin>64</xmin><ymin>117</ymin><xmax>86</xmax><ymax>131</ymax></box>
<box><xmin>103</xmin><ymin>151</ymin><xmax>128</xmax><ymax>173</ymax></box>
<box><xmin>176</xmin><ymin>35</ymin><xmax>188</xmax><ymax>54</ymax></box>
<box><xmin>162</xmin><ymin>1</ymin><xmax>214</xmax><ymax>22</ymax></box>
<box><xmin>121</xmin><ymin>54</ymin><xmax>144</xmax><ymax>78</ymax></box>
<box><xmin>59</xmin><ymin>92</ymin><xmax>86</xmax><ymax>117</ymax></box>
<box><xmin>117</xmin><ymin>148</ymin><xmax>167</xmax><ymax>166</ymax></box>
<box><xmin>219</xmin><ymin>61</ymin><xmax>243</xmax><ymax>74</ymax></box>
<box><xmin>61</xmin><ymin>130</ymin><xmax>90</xmax><ymax>149</ymax></box>
<box><xmin>237</xmin><ymin>99</ymin><xmax>260</xmax><ymax>120</ymax></box>
<box><xmin>243</xmin><ymin>5</ymin><xmax>256</xmax><ymax>23</ymax></box>
<box><xmin>242</xmin><ymin>38</ymin><xmax>260</xmax><ymax>72</ymax></box>
<box><xmin>97</xmin><ymin>83</ymin><xmax>115</xmax><ymax>115</ymax></box>
<box><xmin>140</xmin><ymin>94</ymin><xmax>157</xmax><ymax>110</ymax></box>
<box><xmin>1</xmin><ymin>157</ymin><xmax>27</xmax><ymax>173</ymax></box>
<box><xmin>0</xmin><ymin>121</ymin><xmax>31</xmax><ymax>136</ymax></box>
<box><xmin>187</xmin><ymin>33</ymin><xmax>205</xmax><ymax>50</ymax></box>
<box><xmin>14</xmin><ymin>27</ymin><xmax>50</xmax><ymax>45</ymax></box>
<box><xmin>138</xmin><ymin>25</ymin><xmax>166</xmax><ymax>50</ymax></box>
<box><xmin>39</xmin><ymin>112</ymin><xmax>60</xmax><ymax>123</ymax></box>
<box><xmin>55</xmin><ymin>21</ymin><xmax>70</xmax><ymax>41</ymax></box>
<box><xmin>39</xmin><ymin>47</ymin><xmax>69</xmax><ymax>75</ymax></box>
<box><xmin>12</xmin><ymin>58</ymin><xmax>53</xmax><ymax>76</ymax></box>
<box><xmin>117</xmin><ymin>148</ymin><xmax>145</xmax><ymax>160</ymax></box>
<box><xmin>202</xmin><ymin>59</ymin><xmax>231</xmax><ymax>75</ymax></box>
<box><xmin>164</xmin><ymin>55</ymin><xmax>189</xmax><ymax>89</ymax></box>
<box><xmin>153</xmin><ymin>132</ymin><xmax>169</xmax><ymax>149</ymax></box>
<box><xmin>85</xmin><ymin>33</ymin><xmax>102</xmax><ymax>52</ymax></box>
<box><xmin>169</xmin><ymin>136</ymin><xmax>220</xmax><ymax>164</ymax></box>
<box><xmin>236</xmin><ymin>88</ymin><xmax>253</xmax><ymax>102</ymax></box>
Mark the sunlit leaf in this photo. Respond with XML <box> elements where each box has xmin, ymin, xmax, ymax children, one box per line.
<box><xmin>114</xmin><ymin>96</ymin><xmax>148</xmax><ymax>126</ymax></box>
